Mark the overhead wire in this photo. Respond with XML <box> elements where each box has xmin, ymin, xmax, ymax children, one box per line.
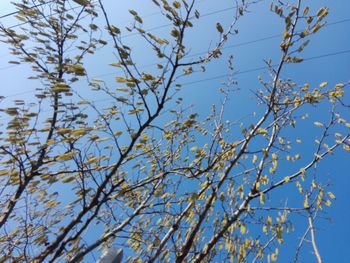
<box><xmin>1</xmin><ymin>48</ymin><xmax>350</xmax><ymax>102</ymax></box>
<box><xmin>0</xmin><ymin>3</ymin><xmax>235</xmax><ymax>58</ymax></box>
<box><xmin>1</xmin><ymin>24</ymin><xmax>350</xmax><ymax>99</ymax></box>
<box><xmin>0</xmin><ymin>48</ymin><xmax>349</xmax><ymax>122</ymax></box>
<box><xmin>82</xmin><ymin>16</ymin><xmax>350</xmax><ymax>79</ymax></box>
<box><xmin>0</xmin><ymin>0</ymin><xmax>211</xmax><ymax>22</ymax></box>
<box><xmin>0</xmin><ymin>0</ymin><xmax>55</xmax><ymax>19</ymax></box>
<box><xmin>181</xmin><ymin>49</ymin><xmax>350</xmax><ymax>86</ymax></box>
<box><xmin>0</xmin><ymin>0</ymin><xmax>348</xmax><ymax>62</ymax></box>
<box><xmin>23</xmin><ymin>15</ymin><xmax>344</xmax><ymax>77</ymax></box>
<box><xmin>0</xmin><ymin>0</ymin><xmax>99</xmax><ymax>58</ymax></box>
<box><xmin>0</xmin><ymin>47</ymin><xmax>349</xmax><ymax>122</ymax></box>
<box><xmin>0</xmin><ymin>1</ymin><xmax>348</xmax><ymax>99</ymax></box>
<box><xmin>0</xmin><ymin>0</ymin><xmax>210</xmax><ymax>58</ymax></box>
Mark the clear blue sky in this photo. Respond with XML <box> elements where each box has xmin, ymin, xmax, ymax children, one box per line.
<box><xmin>0</xmin><ymin>0</ymin><xmax>349</xmax><ymax>262</ymax></box>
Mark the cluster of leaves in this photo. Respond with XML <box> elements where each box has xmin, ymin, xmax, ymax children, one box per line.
<box><xmin>0</xmin><ymin>0</ymin><xmax>349</xmax><ymax>262</ymax></box>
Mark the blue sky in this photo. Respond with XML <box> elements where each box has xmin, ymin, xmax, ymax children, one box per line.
<box><xmin>0</xmin><ymin>0</ymin><xmax>349</xmax><ymax>262</ymax></box>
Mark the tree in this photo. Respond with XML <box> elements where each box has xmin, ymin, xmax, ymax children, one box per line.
<box><xmin>0</xmin><ymin>0</ymin><xmax>349</xmax><ymax>262</ymax></box>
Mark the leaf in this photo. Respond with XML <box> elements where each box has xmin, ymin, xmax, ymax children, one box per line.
<box><xmin>195</xmin><ymin>10</ymin><xmax>200</xmax><ymax>19</ymax></box>
<box><xmin>71</xmin><ymin>129</ymin><xmax>87</xmax><ymax>137</ymax></box>
<box><xmin>327</xmin><ymin>192</ymin><xmax>336</xmax><ymax>199</ymax></box>
<box><xmin>116</xmin><ymin>77</ymin><xmax>127</xmax><ymax>83</ymax></box>
<box><xmin>263</xmin><ymin>225</ymin><xmax>268</xmax><ymax>234</ymax></box>
<box><xmin>312</xmin><ymin>23</ymin><xmax>322</xmax><ymax>33</ymax></box>
<box><xmin>240</xmin><ymin>224</ymin><xmax>246</xmax><ymax>234</ymax></box>
<box><xmin>113</xmin><ymin>131</ymin><xmax>123</xmax><ymax>137</ymax></box>
<box><xmin>62</xmin><ymin>176</ymin><xmax>76</xmax><ymax>183</ymax></box>
<box><xmin>0</xmin><ymin>170</ymin><xmax>8</xmax><ymax>176</ymax></box>
<box><xmin>5</xmin><ymin>108</ymin><xmax>18</xmax><ymax>116</ymax></box>
<box><xmin>319</xmin><ymin>81</ymin><xmax>328</xmax><ymax>88</ymax></box>
<box><xmin>183</xmin><ymin>67</ymin><xmax>193</xmax><ymax>75</ymax></box>
<box><xmin>72</xmin><ymin>0</ymin><xmax>90</xmax><ymax>6</ymax></box>
<box><xmin>51</xmin><ymin>83</ymin><xmax>70</xmax><ymax>93</ymax></box>
<box><xmin>266</xmin><ymin>216</ymin><xmax>272</xmax><ymax>225</ymax></box>
<box><xmin>284</xmin><ymin>176</ymin><xmax>290</xmax><ymax>183</ymax></box>
<box><xmin>303</xmin><ymin>196</ymin><xmax>309</xmax><ymax>208</ymax></box>
<box><xmin>325</xmin><ymin>200</ymin><xmax>332</xmax><ymax>206</ymax></box>
<box><xmin>259</xmin><ymin>193</ymin><xmax>265</xmax><ymax>204</ymax></box>
<box><xmin>129</xmin><ymin>9</ymin><xmax>138</xmax><ymax>16</ymax></box>
<box><xmin>257</xmin><ymin>128</ymin><xmax>268</xmax><ymax>135</ymax></box>
<box><xmin>110</xmin><ymin>62</ymin><xmax>122</xmax><ymax>67</ymax></box>
<box><xmin>190</xmin><ymin>146</ymin><xmax>197</xmax><ymax>152</ymax></box>
<box><xmin>110</xmin><ymin>25</ymin><xmax>121</xmax><ymax>34</ymax></box>
<box><xmin>216</xmin><ymin>22</ymin><xmax>223</xmax><ymax>33</ymax></box>
<box><xmin>173</xmin><ymin>1</ymin><xmax>181</xmax><ymax>8</ymax></box>
<box><xmin>57</xmin><ymin>128</ymin><xmax>71</xmax><ymax>135</ymax></box>
<box><xmin>57</xmin><ymin>152</ymin><xmax>75</xmax><ymax>161</ymax></box>
<box><xmin>134</xmin><ymin>15</ymin><xmax>143</xmax><ymax>23</ymax></box>
<box><xmin>252</xmin><ymin>155</ymin><xmax>258</xmax><ymax>164</ymax></box>
<box><xmin>171</xmin><ymin>28</ymin><xmax>180</xmax><ymax>37</ymax></box>
<box><xmin>317</xmin><ymin>7</ymin><xmax>328</xmax><ymax>19</ymax></box>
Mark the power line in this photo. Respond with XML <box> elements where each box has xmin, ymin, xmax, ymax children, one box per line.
<box><xmin>120</xmin><ymin>4</ymin><xmax>249</xmax><ymax>40</ymax></box>
<box><xmin>0</xmin><ymin>1</ymin><xmax>99</xmax><ymax>58</ymax></box>
<box><xmin>0</xmin><ymin>2</ymin><xmax>237</xmax><ymax>59</ymax></box>
<box><xmin>1</xmin><ymin>16</ymin><xmax>348</xmax><ymax>72</ymax></box>
<box><xmin>1</xmin><ymin>13</ymin><xmax>350</xmax><ymax>98</ymax></box>
<box><xmin>0</xmin><ymin>0</ymin><xmax>211</xmax><ymax>22</ymax></box>
<box><xmin>88</xmin><ymin>16</ymin><xmax>350</xmax><ymax>79</ymax></box>
<box><xmin>0</xmin><ymin>0</ymin><xmax>347</xmax><ymax>68</ymax></box>
<box><xmin>0</xmin><ymin>48</ymin><xmax>349</xmax><ymax>121</ymax></box>
<box><xmin>0</xmin><ymin>1</ymin><xmax>55</xmax><ymax>20</ymax></box>
<box><xmin>0</xmin><ymin>48</ymin><xmax>349</xmax><ymax>122</ymax></box>
<box><xmin>2</xmin><ymin>48</ymin><xmax>350</xmax><ymax>101</ymax></box>
<box><xmin>180</xmin><ymin>49</ymin><xmax>350</xmax><ymax>86</ymax></box>
<box><xmin>0</xmin><ymin>0</ymin><xmax>212</xmax><ymax>58</ymax></box>
<box><xmin>0</xmin><ymin>3</ymin><xmax>348</xmax><ymax>99</ymax></box>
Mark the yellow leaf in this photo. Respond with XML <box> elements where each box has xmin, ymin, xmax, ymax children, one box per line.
<box><xmin>71</xmin><ymin>129</ymin><xmax>87</xmax><ymax>136</ymax></box>
<box><xmin>116</xmin><ymin>77</ymin><xmax>127</xmax><ymax>83</ymax></box>
<box><xmin>110</xmin><ymin>62</ymin><xmax>122</xmax><ymax>67</ymax></box>
<box><xmin>304</xmin><ymin>196</ymin><xmax>309</xmax><ymax>208</ymax></box>
<box><xmin>319</xmin><ymin>81</ymin><xmax>328</xmax><ymax>88</ymax></box>
<box><xmin>73</xmin><ymin>0</ymin><xmax>89</xmax><ymax>5</ymax></box>
<box><xmin>314</xmin><ymin>122</ymin><xmax>323</xmax><ymax>127</ymax></box>
<box><xmin>0</xmin><ymin>170</ymin><xmax>8</xmax><ymax>176</ymax></box>
<box><xmin>57</xmin><ymin>152</ymin><xmax>75</xmax><ymax>161</ymax></box>
<box><xmin>259</xmin><ymin>193</ymin><xmax>265</xmax><ymax>204</ymax></box>
<box><xmin>51</xmin><ymin>83</ymin><xmax>70</xmax><ymax>93</ymax></box>
<box><xmin>57</xmin><ymin>128</ymin><xmax>71</xmax><ymax>135</ymax></box>
<box><xmin>257</xmin><ymin>128</ymin><xmax>268</xmax><ymax>135</ymax></box>
<box><xmin>113</xmin><ymin>131</ymin><xmax>123</xmax><ymax>136</ymax></box>
<box><xmin>263</xmin><ymin>225</ymin><xmax>268</xmax><ymax>234</ymax></box>
<box><xmin>252</xmin><ymin>155</ymin><xmax>258</xmax><ymax>164</ymax></box>
<box><xmin>240</xmin><ymin>224</ymin><xmax>246</xmax><ymax>234</ymax></box>
<box><xmin>173</xmin><ymin>1</ymin><xmax>181</xmax><ymax>8</ymax></box>
<box><xmin>266</xmin><ymin>216</ymin><xmax>272</xmax><ymax>225</ymax></box>
<box><xmin>327</xmin><ymin>192</ymin><xmax>336</xmax><ymax>199</ymax></box>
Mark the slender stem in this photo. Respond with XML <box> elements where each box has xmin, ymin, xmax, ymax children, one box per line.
<box><xmin>308</xmin><ymin>212</ymin><xmax>323</xmax><ymax>263</ymax></box>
